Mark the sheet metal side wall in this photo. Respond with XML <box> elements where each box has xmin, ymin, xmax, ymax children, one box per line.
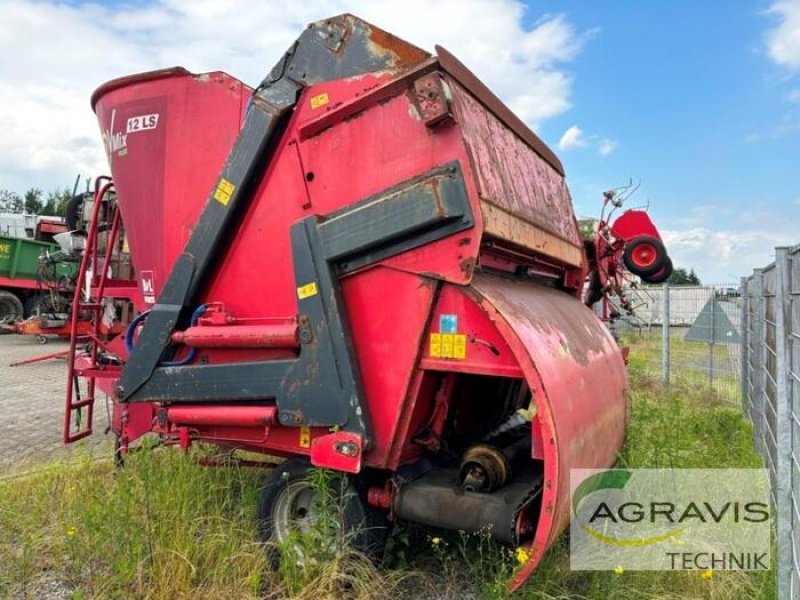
<box><xmin>468</xmin><ymin>274</ymin><xmax>627</xmax><ymax>584</ymax></box>
<box><xmin>449</xmin><ymin>79</ymin><xmax>582</xmax><ymax>250</ymax></box>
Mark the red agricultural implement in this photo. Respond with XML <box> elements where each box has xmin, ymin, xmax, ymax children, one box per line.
<box><xmin>583</xmin><ymin>186</ymin><xmax>672</xmax><ymax>318</ymax></box>
<box><xmin>67</xmin><ymin>15</ymin><xmax>669</xmax><ymax>590</ymax></box>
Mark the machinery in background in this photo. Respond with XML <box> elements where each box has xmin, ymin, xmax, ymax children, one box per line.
<box><xmin>582</xmin><ymin>184</ymin><xmax>673</xmax><ymax>324</ymax></box>
<box><xmin>5</xmin><ymin>181</ymin><xmax>137</xmax><ymax>365</ymax></box>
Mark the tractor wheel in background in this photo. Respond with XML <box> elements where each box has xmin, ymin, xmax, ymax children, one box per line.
<box><xmin>256</xmin><ymin>458</ymin><xmax>387</xmax><ymax>563</ymax></box>
<box><xmin>65</xmin><ymin>193</ymin><xmax>87</xmax><ymax>231</ymax></box>
<box><xmin>623</xmin><ymin>236</ymin><xmax>667</xmax><ymax>277</ymax></box>
<box><xmin>24</xmin><ymin>293</ymin><xmax>58</xmax><ymax>318</ymax></box>
<box><xmin>0</xmin><ymin>291</ymin><xmax>24</xmax><ymax>322</ymax></box>
<box><xmin>584</xmin><ymin>269</ymin><xmax>603</xmax><ymax>306</ymax></box>
<box><xmin>643</xmin><ymin>256</ymin><xmax>673</xmax><ymax>285</ymax></box>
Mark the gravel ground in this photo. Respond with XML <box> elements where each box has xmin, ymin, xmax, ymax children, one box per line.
<box><xmin>0</xmin><ymin>333</ymin><xmax>111</xmax><ymax>475</ymax></box>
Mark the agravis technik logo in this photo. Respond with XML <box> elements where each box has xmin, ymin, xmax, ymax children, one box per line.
<box><xmin>570</xmin><ymin>469</ymin><xmax>771</xmax><ymax>571</ymax></box>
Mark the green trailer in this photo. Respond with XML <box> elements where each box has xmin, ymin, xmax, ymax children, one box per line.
<box><xmin>0</xmin><ymin>235</ymin><xmax>75</xmax><ymax>321</ymax></box>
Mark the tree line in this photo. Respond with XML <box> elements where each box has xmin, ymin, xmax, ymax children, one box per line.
<box><xmin>0</xmin><ymin>188</ymin><xmax>73</xmax><ymax>218</ymax></box>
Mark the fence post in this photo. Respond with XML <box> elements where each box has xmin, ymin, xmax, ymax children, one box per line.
<box><xmin>753</xmin><ymin>269</ymin><xmax>766</xmax><ymax>455</ymax></box>
<box><xmin>775</xmin><ymin>248</ymin><xmax>792</xmax><ymax>600</ymax></box>
<box><xmin>788</xmin><ymin>249</ymin><xmax>799</xmax><ymax>598</ymax></box>
<box><xmin>662</xmin><ymin>281</ymin><xmax>670</xmax><ymax>386</ymax></box>
<box><xmin>741</xmin><ymin>276</ymin><xmax>750</xmax><ymax>415</ymax></box>
<box><xmin>709</xmin><ymin>293</ymin><xmax>715</xmax><ymax>387</ymax></box>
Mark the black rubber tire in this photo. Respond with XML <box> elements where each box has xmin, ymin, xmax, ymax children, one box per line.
<box><xmin>65</xmin><ymin>193</ymin><xmax>87</xmax><ymax>231</ymax></box>
<box><xmin>584</xmin><ymin>269</ymin><xmax>603</xmax><ymax>306</ymax></box>
<box><xmin>0</xmin><ymin>291</ymin><xmax>24</xmax><ymax>322</ymax></box>
<box><xmin>23</xmin><ymin>293</ymin><xmax>57</xmax><ymax>318</ymax></box>
<box><xmin>623</xmin><ymin>236</ymin><xmax>667</xmax><ymax>278</ymax></box>
<box><xmin>256</xmin><ymin>458</ymin><xmax>387</xmax><ymax>562</ymax></box>
<box><xmin>643</xmin><ymin>256</ymin><xmax>673</xmax><ymax>284</ymax></box>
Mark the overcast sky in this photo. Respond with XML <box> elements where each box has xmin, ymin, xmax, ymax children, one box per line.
<box><xmin>0</xmin><ymin>0</ymin><xmax>798</xmax><ymax>282</ymax></box>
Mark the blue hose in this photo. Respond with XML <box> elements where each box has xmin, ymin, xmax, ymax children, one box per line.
<box><xmin>123</xmin><ymin>305</ymin><xmax>207</xmax><ymax>366</ymax></box>
<box><xmin>160</xmin><ymin>304</ymin><xmax>208</xmax><ymax>367</ymax></box>
<box><xmin>124</xmin><ymin>309</ymin><xmax>151</xmax><ymax>355</ymax></box>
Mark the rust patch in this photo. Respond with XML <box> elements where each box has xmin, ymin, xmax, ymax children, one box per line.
<box><xmin>367</xmin><ymin>26</ymin><xmax>430</xmax><ymax>70</ymax></box>
<box><xmin>459</xmin><ymin>257</ymin><xmax>476</xmax><ymax>277</ymax></box>
<box><xmin>411</xmin><ymin>72</ymin><xmax>453</xmax><ymax>128</ymax></box>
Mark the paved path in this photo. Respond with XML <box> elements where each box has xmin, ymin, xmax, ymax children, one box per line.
<box><xmin>0</xmin><ymin>334</ymin><xmax>110</xmax><ymax>475</ymax></box>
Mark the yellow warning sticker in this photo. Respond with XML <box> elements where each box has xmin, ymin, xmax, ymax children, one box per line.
<box><xmin>453</xmin><ymin>334</ymin><xmax>467</xmax><ymax>359</ymax></box>
<box><xmin>310</xmin><ymin>92</ymin><xmax>330</xmax><ymax>109</ymax></box>
<box><xmin>429</xmin><ymin>332</ymin><xmax>466</xmax><ymax>360</ymax></box>
<box><xmin>429</xmin><ymin>333</ymin><xmax>441</xmax><ymax>357</ymax></box>
<box><xmin>297</xmin><ymin>282</ymin><xmax>319</xmax><ymax>299</ymax></box>
<box><xmin>299</xmin><ymin>426</ymin><xmax>311</xmax><ymax>448</ymax></box>
<box><xmin>441</xmin><ymin>333</ymin><xmax>454</xmax><ymax>358</ymax></box>
<box><xmin>214</xmin><ymin>177</ymin><xmax>235</xmax><ymax>206</ymax></box>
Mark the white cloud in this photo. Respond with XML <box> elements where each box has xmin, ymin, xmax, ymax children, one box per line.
<box><xmin>558</xmin><ymin>125</ymin><xmax>588</xmax><ymax>150</ymax></box>
<box><xmin>766</xmin><ymin>0</ymin><xmax>800</xmax><ymax>70</ymax></box>
<box><xmin>661</xmin><ymin>227</ymin><xmax>795</xmax><ymax>282</ymax></box>
<box><xmin>558</xmin><ymin>125</ymin><xmax>617</xmax><ymax>155</ymax></box>
<box><xmin>597</xmin><ymin>138</ymin><xmax>618</xmax><ymax>156</ymax></box>
<box><xmin>0</xmin><ymin>0</ymin><xmax>588</xmax><ymax>194</ymax></box>
<box><xmin>787</xmin><ymin>88</ymin><xmax>800</xmax><ymax>101</ymax></box>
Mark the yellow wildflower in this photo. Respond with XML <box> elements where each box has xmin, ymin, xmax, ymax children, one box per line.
<box><xmin>614</xmin><ymin>565</ymin><xmax>624</xmax><ymax>575</ymax></box>
<box><xmin>515</xmin><ymin>547</ymin><xmax>530</xmax><ymax>565</ymax></box>
<box><xmin>431</xmin><ymin>537</ymin><xmax>442</xmax><ymax>546</ymax></box>
<box><xmin>66</xmin><ymin>526</ymin><xmax>78</xmax><ymax>538</ymax></box>
<box><xmin>701</xmin><ymin>568</ymin><xmax>713</xmax><ymax>580</ymax></box>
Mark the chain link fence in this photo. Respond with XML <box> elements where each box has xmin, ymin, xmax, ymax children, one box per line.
<box><xmin>741</xmin><ymin>245</ymin><xmax>800</xmax><ymax>600</ymax></box>
<box><xmin>615</xmin><ymin>282</ymin><xmax>743</xmax><ymax>403</ymax></box>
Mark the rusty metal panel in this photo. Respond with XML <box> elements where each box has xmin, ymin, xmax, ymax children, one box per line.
<box><xmin>448</xmin><ymin>79</ymin><xmax>582</xmax><ymax>255</ymax></box>
<box><xmin>436</xmin><ymin>46</ymin><xmax>563</xmax><ymax>176</ymax></box>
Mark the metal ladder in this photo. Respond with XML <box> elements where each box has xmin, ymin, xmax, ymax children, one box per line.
<box><xmin>63</xmin><ymin>177</ymin><xmax>125</xmax><ymax>443</ymax></box>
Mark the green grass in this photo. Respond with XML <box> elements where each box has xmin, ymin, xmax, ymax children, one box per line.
<box><xmin>0</xmin><ymin>369</ymin><xmax>774</xmax><ymax>599</ymax></box>
<box><xmin>512</xmin><ymin>373</ymin><xmax>773</xmax><ymax>600</ymax></box>
<box><xmin>624</xmin><ymin>330</ymin><xmax>742</xmax><ymax>405</ymax></box>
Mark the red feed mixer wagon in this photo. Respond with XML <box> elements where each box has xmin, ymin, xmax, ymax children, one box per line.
<box><xmin>69</xmin><ymin>14</ymin><xmax>670</xmax><ymax>589</ymax></box>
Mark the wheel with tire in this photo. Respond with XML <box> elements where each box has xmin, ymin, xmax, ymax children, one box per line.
<box><xmin>65</xmin><ymin>192</ymin><xmax>88</xmax><ymax>231</ymax></box>
<box><xmin>24</xmin><ymin>293</ymin><xmax>58</xmax><ymax>318</ymax></box>
<box><xmin>584</xmin><ymin>269</ymin><xmax>603</xmax><ymax>306</ymax></box>
<box><xmin>642</xmin><ymin>256</ymin><xmax>673</xmax><ymax>284</ymax></box>
<box><xmin>623</xmin><ymin>236</ymin><xmax>667</xmax><ymax>278</ymax></box>
<box><xmin>256</xmin><ymin>458</ymin><xmax>387</xmax><ymax>563</ymax></box>
<box><xmin>0</xmin><ymin>291</ymin><xmax>24</xmax><ymax>322</ymax></box>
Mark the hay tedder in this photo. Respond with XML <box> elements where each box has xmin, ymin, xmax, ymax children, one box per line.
<box><xmin>66</xmin><ymin>15</ymin><xmax>669</xmax><ymax>589</ymax></box>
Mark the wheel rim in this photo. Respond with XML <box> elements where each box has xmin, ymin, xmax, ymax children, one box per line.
<box><xmin>631</xmin><ymin>244</ymin><xmax>657</xmax><ymax>268</ymax></box>
<box><xmin>272</xmin><ymin>480</ymin><xmax>321</xmax><ymax>544</ymax></box>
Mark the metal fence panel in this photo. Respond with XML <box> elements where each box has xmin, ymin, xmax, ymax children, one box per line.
<box><xmin>622</xmin><ymin>243</ymin><xmax>800</xmax><ymax>598</ymax></box>
<box><xmin>623</xmin><ymin>282</ymin><xmax>743</xmax><ymax>401</ymax></box>
<box><xmin>741</xmin><ymin>245</ymin><xmax>800</xmax><ymax>600</ymax></box>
